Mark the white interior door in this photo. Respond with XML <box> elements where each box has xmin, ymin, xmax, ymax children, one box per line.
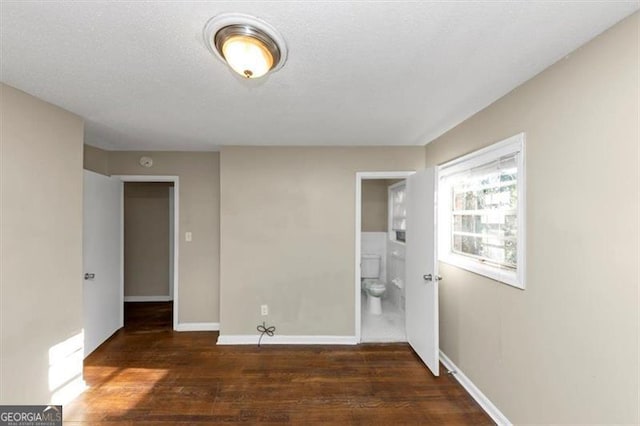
<box><xmin>405</xmin><ymin>167</ymin><xmax>439</xmax><ymax>376</ymax></box>
<box><xmin>83</xmin><ymin>170</ymin><xmax>122</xmax><ymax>357</ymax></box>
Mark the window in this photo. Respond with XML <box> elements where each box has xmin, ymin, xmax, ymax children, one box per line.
<box><xmin>388</xmin><ymin>181</ymin><xmax>407</xmax><ymax>243</ymax></box>
<box><xmin>438</xmin><ymin>133</ymin><xmax>525</xmax><ymax>289</ymax></box>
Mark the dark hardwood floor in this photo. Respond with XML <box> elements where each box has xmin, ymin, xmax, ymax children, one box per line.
<box><xmin>124</xmin><ymin>301</ymin><xmax>173</xmax><ymax>331</ymax></box>
<box><xmin>65</xmin><ymin>302</ymin><xmax>491</xmax><ymax>424</ymax></box>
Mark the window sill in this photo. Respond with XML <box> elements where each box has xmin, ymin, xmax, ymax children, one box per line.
<box><xmin>440</xmin><ymin>253</ymin><xmax>524</xmax><ymax>290</ymax></box>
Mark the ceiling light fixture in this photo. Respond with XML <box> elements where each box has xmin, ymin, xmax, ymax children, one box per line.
<box><xmin>203</xmin><ymin>13</ymin><xmax>287</xmax><ymax>79</ymax></box>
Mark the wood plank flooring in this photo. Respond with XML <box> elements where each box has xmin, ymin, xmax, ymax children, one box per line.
<box><xmin>64</xmin><ymin>302</ymin><xmax>491</xmax><ymax>425</ymax></box>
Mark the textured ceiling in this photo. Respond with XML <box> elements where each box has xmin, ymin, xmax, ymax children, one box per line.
<box><xmin>1</xmin><ymin>1</ymin><xmax>638</xmax><ymax>150</ymax></box>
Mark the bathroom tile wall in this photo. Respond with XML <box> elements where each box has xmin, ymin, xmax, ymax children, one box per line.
<box><xmin>387</xmin><ymin>240</ymin><xmax>406</xmax><ymax>309</ymax></box>
<box><xmin>361</xmin><ymin>232</ymin><xmax>387</xmax><ymax>284</ymax></box>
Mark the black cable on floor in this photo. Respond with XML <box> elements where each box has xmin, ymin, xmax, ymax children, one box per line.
<box><xmin>257</xmin><ymin>321</ymin><xmax>275</xmax><ymax>347</ymax></box>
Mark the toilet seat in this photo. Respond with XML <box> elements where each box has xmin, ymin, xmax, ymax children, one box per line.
<box><xmin>362</xmin><ymin>278</ymin><xmax>378</xmax><ymax>287</ymax></box>
<box><xmin>364</xmin><ymin>280</ymin><xmax>386</xmax><ymax>298</ymax></box>
<box><xmin>367</xmin><ymin>282</ymin><xmax>385</xmax><ymax>292</ymax></box>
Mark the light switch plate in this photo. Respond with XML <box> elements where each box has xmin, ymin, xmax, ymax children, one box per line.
<box><xmin>185</xmin><ymin>231</ymin><xmax>192</xmax><ymax>242</ymax></box>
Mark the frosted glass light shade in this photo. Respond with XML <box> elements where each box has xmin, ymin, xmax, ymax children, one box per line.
<box><xmin>204</xmin><ymin>14</ymin><xmax>287</xmax><ymax>80</ymax></box>
<box><xmin>221</xmin><ymin>35</ymin><xmax>274</xmax><ymax>79</ymax></box>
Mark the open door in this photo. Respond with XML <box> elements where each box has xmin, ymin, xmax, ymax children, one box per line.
<box><xmin>83</xmin><ymin>170</ymin><xmax>122</xmax><ymax>357</ymax></box>
<box><xmin>405</xmin><ymin>167</ymin><xmax>439</xmax><ymax>376</ymax></box>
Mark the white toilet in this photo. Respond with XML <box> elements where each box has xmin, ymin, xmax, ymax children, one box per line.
<box><xmin>361</xmin><ymin>254</ymin><xmax>386</xmax><ymax>315</ymax></box>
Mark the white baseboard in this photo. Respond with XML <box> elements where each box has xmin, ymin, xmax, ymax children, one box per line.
<box><xmin>124</xmin><ymin>295</ymin><xmax>173</xmax><ymax>302</ymax></box>
<box><xmin>175</xmin><ymin>322</ymin><xmax>219</xmax><ymax>332</ymax></box>
<box><xmin>217</xmin><ymin>335</ymin><xmax>357</xmax><ymax>345</ymax></box>
<box><xmin>439</xmin><ymin>350</ymin><xmax>511</xmax><ymax>426</ymax></box>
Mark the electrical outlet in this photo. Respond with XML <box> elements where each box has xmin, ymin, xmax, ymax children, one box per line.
<box><xmin>261</xmin><ymin>304</ymin><xmax>268</xmax><ymax>316</ymax></box>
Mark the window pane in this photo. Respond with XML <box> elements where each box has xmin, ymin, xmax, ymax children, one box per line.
<box><xmin>449</xmin><ymin>153</ymin><xmax>518</xmax><ymax>269</ymax></box>
<box><xmin>453</xmin><ymin>234</ymin><xmax>462</xmax><ymax>252</ymax></box>
<box><xmin>504</xmin><ymin>214</ymin><xmax>517</xmax><ymax>238</ymax></box>
<box><xmin>505</xmin><ymin>240</ymin><xmax>517</xmax><ymax>267</ymax></box>
<box><xmin>460</xmin><ymin>235</ymin><xmax>481</xmax><ymax>256</ymax></box>
<box><xmin>390</xmin><ymin>184</ymin><xmax>407</xmax><ymax>233</ymax></box>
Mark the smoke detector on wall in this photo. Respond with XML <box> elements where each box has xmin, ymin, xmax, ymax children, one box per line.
<box><xmin>139</xmin><ymin>156</ymin><xmax>153</xmax><ymax>168</ymax></box>
<box><xmin>203</xmin><ymin>13</ymin><xmax>288</xmax><ymax>79</ymax></box>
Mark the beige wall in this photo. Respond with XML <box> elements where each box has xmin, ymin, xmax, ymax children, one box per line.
<box><xmin>219</xmin><ymin>147</ymin><xmax>424</xmax><ymax>335</ymax></box>
<box><xmin>0</xmin><ymin>84</ymin><xmax>84</xmax><ymax>403</ymax></box>
<box><xmin>425</xmin><ymin>13</ymin><xmax>639</xmax><ymax>424</ymax></box>
<box><xmin>84</xmin><ymin>144</ymin><xmax>109</xmax><ymax>176</ymax></box>
<box><xmin>124</xmin><ymin>182</ymin><xmax>172</xmax><ymax>297</ymax></box>
<box><xmin>108</xmin><ymin>151</ymin><xmax>220</xmax><ymax>323</ymax></box>
<box><xmin>361</xmin><ymin>179</ymin><xmax>389</xmax><ymax>232</ymax></box>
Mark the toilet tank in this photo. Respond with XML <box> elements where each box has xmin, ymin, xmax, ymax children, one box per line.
<box><xmin>361</xmin><ymin>254</ymin><xmax>381</xmax><ymax>279</ymax></box>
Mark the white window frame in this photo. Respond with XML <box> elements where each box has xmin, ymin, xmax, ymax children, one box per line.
<box><xmin>438</xmin><ymin>133</ymin><xmax>526</xmax><ymax>289</ymax></box>
<box><xmin>388</xmin><ymin>180</ymin><xmax>407</xmax><ymax>244</ymax></box>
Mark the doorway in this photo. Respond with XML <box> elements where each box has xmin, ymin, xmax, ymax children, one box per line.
<box><xmin>359</xmin><ymin>178</ymin><xmax>408</xmax><ymax>342</ymax></box>
<box><xmin>115</xmin><ymin>175</ymin><xmax>179</xmax><ymax>331</ymax></box>
<box><xmin>355</xmin><ymin>171</ymin><xmax>414</xmax><ymax>343</ymax></box>
<box><xmin>355</xmin><ymin>169</ymin><xmax>440</xmax><ymax>376</ymax></box>
<box><xmin>122</xmin><ymin>181</ymin><xmax>175</xmax><ymax>331</ymax></box>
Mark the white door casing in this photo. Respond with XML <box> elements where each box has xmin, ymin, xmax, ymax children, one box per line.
<box><xmin>83</xmin><ymin>170</ymin><xmax>122</xmax><ymax>357</ymax></box>
<box><xmin>405</xmin><ymin>167</ymin><xmax>440</xmax><ymax>376</ymax></box>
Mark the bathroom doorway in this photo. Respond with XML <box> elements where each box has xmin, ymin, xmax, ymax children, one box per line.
<box><xmin>355</xmin><ymin>171</ymin><xmax>414</xmax><ymax>342</ymax></box>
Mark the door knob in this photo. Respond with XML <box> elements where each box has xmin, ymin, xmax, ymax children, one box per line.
<box><xmin>423</xmin><ymin>274</ymin><xmax>442</xmax><ymax>282</ymax></box>
<box><xmin>84</xmin><ymin>273</ymin><xmax>95</xmax><ymax>280</ymax></box>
